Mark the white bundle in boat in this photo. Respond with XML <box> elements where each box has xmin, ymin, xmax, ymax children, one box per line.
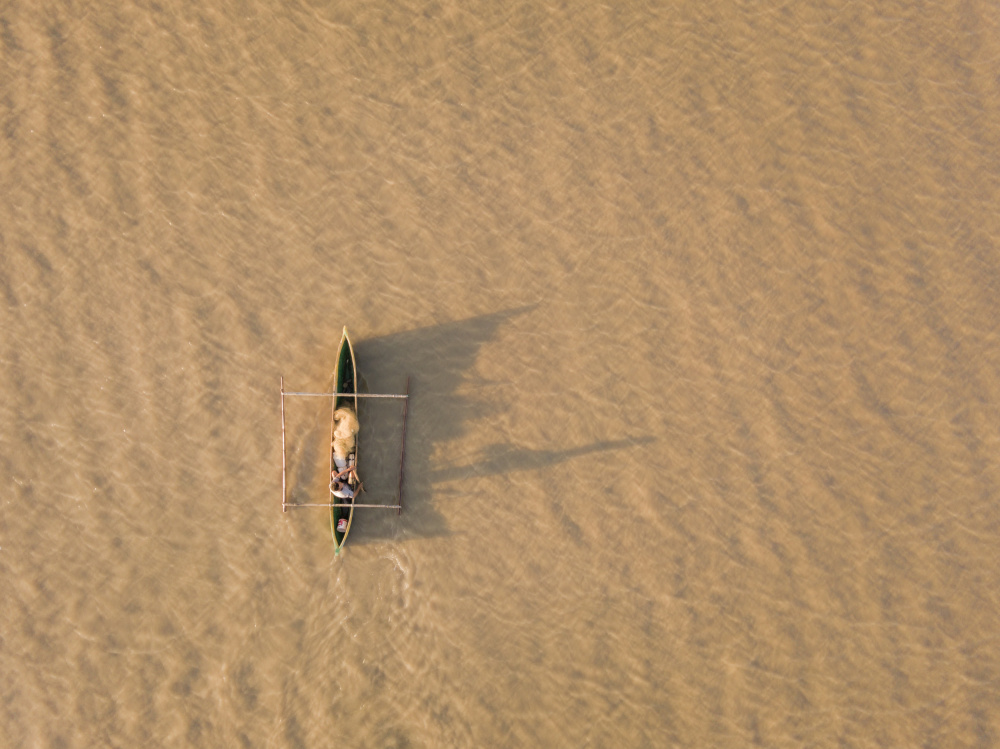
<box><xmin>332</xmin><ymin>406</ymin><xmax>359</xmax><ymax>466</ymax></box>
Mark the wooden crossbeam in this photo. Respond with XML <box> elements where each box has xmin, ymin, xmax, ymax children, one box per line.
<box><xmin>283</xmin><ymin>391</ymin><xmax>408</xmax><ymax>398</ymax></box>
<box><xmin>284</xmin><ymin>503</ymin><xmax>402</xmax><ymax>509</ymax></box>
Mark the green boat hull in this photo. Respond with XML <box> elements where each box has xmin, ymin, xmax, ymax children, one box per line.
<box><xmin>330</xmin><ymin>328</ymin><xmax>358</xmax><ymax>552</ymax></box>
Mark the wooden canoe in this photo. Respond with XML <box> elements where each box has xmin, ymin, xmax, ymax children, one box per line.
<box><xmin>330</xmin><ymin>327</ymin><xmax>359</xmax><ymax>552</ymax></box>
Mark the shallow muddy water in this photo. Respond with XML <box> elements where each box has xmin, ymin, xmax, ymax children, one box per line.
<box><xmin>2</xmin><ymin>1</ymin><xmax>999</xmax><ymax>746</ymax></box>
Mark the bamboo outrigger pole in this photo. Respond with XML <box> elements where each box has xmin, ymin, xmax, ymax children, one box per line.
<box><xmin>279</xmin><ymin>377</ymin><xmax>410</xmax><ymax>514</ymax></box>
<box><xmin>396</xmin><ymin>376</ymin><xmax>410</xmax><ymax>515</ymax></box>
<box><xmin>280</xmin><ymin>376</ymin><xmax>287</xmax><ymax>513</ymax></box>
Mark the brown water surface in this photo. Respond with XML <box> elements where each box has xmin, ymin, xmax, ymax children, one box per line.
<box><xmin>2</xmin><ymin>1</ymin><xmax>999</xmax><ymax>746</ymax></box>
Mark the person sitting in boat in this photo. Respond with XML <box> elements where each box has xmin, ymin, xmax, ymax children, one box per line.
<box><xmin>331</xmin><ymin>479</ymin><xmax>354</xmax><ymax>500</ymax></box>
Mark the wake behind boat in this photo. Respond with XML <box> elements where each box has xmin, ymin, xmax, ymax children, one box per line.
<box><xmin>279</xmin><ymin>327</ymin><xmax>410</xmax><ymax>553</ymax></box>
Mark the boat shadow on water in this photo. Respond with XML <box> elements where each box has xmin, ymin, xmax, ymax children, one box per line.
<box><xmin>426</xmin><ymin>437</ymin><xmax>656</xmax><ymax>484</ymax></box>
<box><xmin>287</xmin><ymin>305</ymin><xmax>653</xmax><ymax>547</ymax></box>
<box><xmin>348</xmin><ymin>306</ymin><xmax>536</xmax><ymax>545</ymax></box>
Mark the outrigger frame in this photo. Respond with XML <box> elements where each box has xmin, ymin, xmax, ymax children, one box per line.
<box><xmin>279</xmin><ymin>375</ymin><xmax>410</xmax><ymax>516</ymax></box>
